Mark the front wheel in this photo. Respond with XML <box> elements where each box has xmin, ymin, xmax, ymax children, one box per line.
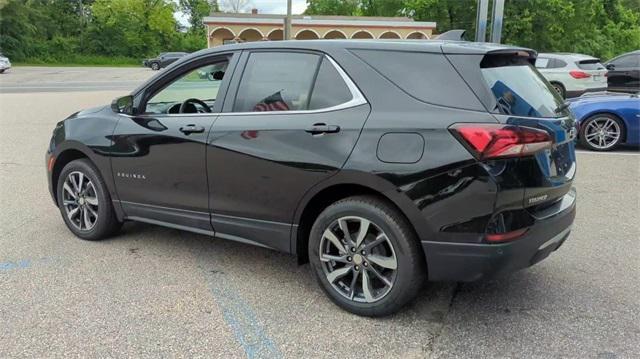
<box><xmin>579</xmin><ymin>114</ymin><xmax>625</xmax><ymax>151</ymax></box>
<box><xmin>150</xmin><ymin>62</ymin><xmax>160</xmax><ymax>71</ymax></box>
<box><xmin>308</xmin><ymin>196</ymin><xmax>426</xmax><ymax>317</ymax></box>
<box><xmin>56</xmin><ymin>159</ymin><xmax>122</xmax><ymax>240</ymax></box>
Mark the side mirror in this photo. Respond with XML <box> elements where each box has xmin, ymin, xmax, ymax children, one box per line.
<box><xmin>606</xmin><ymin>63</ymin><xmax>615</xmax><ymax>70</ymax></box>
<box><xmin>111</xmin><ymin>95</ymin><xmax>134</xmax><ymax>115</ymax></box>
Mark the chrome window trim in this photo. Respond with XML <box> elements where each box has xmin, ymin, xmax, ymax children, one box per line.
<box><xmin>134</xmin><ymin>54</ymin><xmax>367</xmax><ymax>119</ymax></box>
<box><xmin>222</xmin><ymin>55</ymin><xmax>367</xmax><ymax>116</ymax></box>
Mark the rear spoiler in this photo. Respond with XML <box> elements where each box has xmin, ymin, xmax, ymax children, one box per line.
<box><xmin>435</xmin><ymin>30</ymin><xmax>467</xmax><ymax>41</ymax></box>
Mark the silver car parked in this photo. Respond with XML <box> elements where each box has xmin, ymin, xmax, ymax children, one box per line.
<box><xmin>0</xmin><ymin>53</ymin><xmax>11</xmax><ymax>74</ymax></box>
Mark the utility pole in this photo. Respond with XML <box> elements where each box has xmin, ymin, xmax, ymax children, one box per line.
<box><xmin>490</xmin><ymin>0</ymin><xmax>505</xmax><ymax>43</ymax></box>
<box><xmin>284</xmin><ymin>0</ymin><xmax>292</xmax><ymax>40</ymax></box>
<box><xmin>475</xmin><ymin>0</ymin><xmax>489</xmax><ymax>42</ymax></box>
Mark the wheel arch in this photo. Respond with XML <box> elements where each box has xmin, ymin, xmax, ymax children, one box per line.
<box><xmin>51</xmin><ymin>143</ymin><xmax>100</xmax><ymax>206</ymax></box>
<box><xmin>549</xmin><ymin>81</ymin><xmax>565</xmax><ymax>96</ymax></box>
<box><xmin>292</xmin><ymin>172</ymin><xmax>426</xmax><ymax>264</ymax></box>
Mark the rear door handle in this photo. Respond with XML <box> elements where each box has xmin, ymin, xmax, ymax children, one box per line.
<box><xmin>179</xmin><ymin>124</ymin><xmax>205</xmax><ymax>135</ymax></box>
<box><xmin>305</xmin><ymin>123</ymin><xmax>340</xmax><ymax>135</ymax></box>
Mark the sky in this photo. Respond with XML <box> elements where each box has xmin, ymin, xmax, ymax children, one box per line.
<box><xmin>244</xmin><ymin>0</ymin><xmax>308</xmax><ymax>14</ymax></box>
<box><xmin>175</xmin><ymin>0</ymin><xmax>308</xmax><ymax>26</ymax></box>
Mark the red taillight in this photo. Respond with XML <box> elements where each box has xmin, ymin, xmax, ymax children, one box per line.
<box><xmin>569</xmin><ymin>70</ymin><xmax>591</xmax><ymax>79</ymax></box>
<box><xmin>486</xmin><ymin>228</ymin><xmax>528</xmax><ymax>243</ymax></box>
<box><xmin>450</xmin><ymin>124</ymin><xmax>552</xmax><ymax>160</ymax></box>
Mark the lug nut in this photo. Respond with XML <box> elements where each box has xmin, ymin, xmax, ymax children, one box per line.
<box><xmin>355</xmin><ymin>265</ymin><xmax>360</xmax><ymax>271</ymax></box>
<box><xmin>351</xmin><ymin>247</ymin><xmax>356</xmax><ymax>252</ymax></box>
<box><xmin>347</xmin><ymin>256</ymin><xmax>352</xmax><ymax>262</ymax></box>
<box><xmin>361</xmin><ymin>250</ymin><xmax>366</xmax><ymax>255</ymax></box>
<box><xmin>364</xmin><ymin>262</ymin><xmax>368</xmax><ymax>267</ymax></box>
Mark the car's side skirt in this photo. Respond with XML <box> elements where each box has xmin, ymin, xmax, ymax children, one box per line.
<box><xmin>115</xmin><ymin>200</ymin><xmax>293</xmax><ymax>253</ymax></box>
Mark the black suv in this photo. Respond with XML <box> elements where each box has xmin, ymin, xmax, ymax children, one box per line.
<box><xmin>47</xmin><ymin>40</ymin><xmax>577</xmax><ymax>316</ymax></box>
<box><xmin>143</xmin><ymin>52</ymin><xmax>188</xmax><ymax>70</ymax></box>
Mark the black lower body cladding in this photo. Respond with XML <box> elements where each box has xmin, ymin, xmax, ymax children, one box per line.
<box><xmin>421</xmin><ymin>189</ymin><xmax>576</xmax><ymax>281</ymax></box>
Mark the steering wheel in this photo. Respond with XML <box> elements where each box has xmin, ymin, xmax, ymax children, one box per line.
<box><xmin>179</xmin><ymin>98</ymin><xmax>212</xmax><ymax>113</ymax></box>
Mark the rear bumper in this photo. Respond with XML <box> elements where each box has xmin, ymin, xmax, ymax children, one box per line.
<box><xmin>422</xmin><ymin>189</ymin><xmax>576</xmax><ymax>282</ymax></box>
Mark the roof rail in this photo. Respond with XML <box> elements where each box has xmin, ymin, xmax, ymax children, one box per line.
<box><xmin>435</xmin><ymin>30</ymin><xmax>467</xmax><ymax>41</ymax></box>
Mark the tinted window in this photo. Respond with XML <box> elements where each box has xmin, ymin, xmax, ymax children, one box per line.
<box><xmin>309</xmin><ymin>58</ymin><xmax>352</xmax><ymax>110</ymax></box>
<box><xmin>146</xmin><ymin>60</ymin><xmax>229</xmax><ymax>114</ymax></box>
<box><xmin>549</xmin><ymin>58</ymin><xmax>567</xmax><ymax>68</ymax></box>
<box><xmin>234</xmin><ymin>52</ymin><xmax>321</xmax><ymax>112</ymax></box>
<box><xmin>535</xmin><ymin>58</ymin><xmax>549</xmax><ymax>68</ymax></box>
<box><xmin>480</xmin><ymin>54</ymin><xmax>565</xmax><ymax>118</ymax></box>
<box><xmin>611</xmin><ymin>54</ymin><xmax>639</xmax><ymax>67</ymax></box>
<box><xmin>352</xmin><ymin>49</ymin><xmax>483</xmax><ymax>111</ymax></box>
<box><xmin>576</xmin><ymin>59</ymin><xmax>605</xmax><ymax>70</ymax></box>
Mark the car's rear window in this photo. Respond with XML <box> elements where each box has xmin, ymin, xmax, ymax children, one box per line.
<box><xmin>576</xmin><ymin>59</ymin><xmax>605</xmax><ymax>70</ymax></box>
<box><xmin>480</xmin><ymin>54</ymin><xmax>565</xmax><ymax>118</ymax></box>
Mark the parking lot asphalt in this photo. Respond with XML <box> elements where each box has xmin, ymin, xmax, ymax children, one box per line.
<box><xmin>1</xmin><ymin>67</ymin><xmax>639</xmax><ymax>358</ymax></box>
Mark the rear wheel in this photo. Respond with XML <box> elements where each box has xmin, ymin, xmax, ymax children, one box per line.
<box><xmin>551</xmin><ymin>82</ymin><xmax>566</xmax><ymax>99</ymax></box>
<box><xmin>580</xmin><ymin>114</ymin><xmax>625</xmax><ymax>151</ymax></box>
<box><xmin>56</xmin><ymin>159</ymin><xmax>122</xmax><ymax>240</ymax></box>
<box><xmin>308</xmin><ymin>196</ymin><xmax>425</xmax><ymax>317</ymax></box>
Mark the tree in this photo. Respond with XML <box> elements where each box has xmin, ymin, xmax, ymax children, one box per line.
<box><xmin>220</xmin><ymin>0</ymin><xmax>251</xmax><ymax>13</ymax></box>
<box><xmin>179</xmin><ymin>0</ymin><xmax>213</xmax><ymax>32</ymax></box>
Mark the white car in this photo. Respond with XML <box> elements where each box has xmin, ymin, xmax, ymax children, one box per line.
<box><xmin>0</xmin><ymin>53</ymin><xmax>11</xmax><ymax>74</ymax></box>
<box><xmin>535</xmin><ymin>53</ymin><xmax>607</xmax><ymax>98</ymax></box>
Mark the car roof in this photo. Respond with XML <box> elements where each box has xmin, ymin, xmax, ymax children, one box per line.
<box><xmin>191</xmin><ymin>39</ymin><xmax>534</xmax><ymax>56</ymax></box>
<box><xmin>538</xmin><ymin>52</ymin><xmax>599</xmax><ymax>61</ymax></box>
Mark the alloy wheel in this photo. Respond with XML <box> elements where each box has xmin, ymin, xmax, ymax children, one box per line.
<box><xmin>584</xmin><ymin>117</ymin><xmax>621</xmax><ymax>150</ymax></box>
<box><xmin>62</xmin><ymin>171</ymin><xmax>99</xmax><ymax>231</ymax></box>
<box><xmin>319</xmin><ymin>216</ymin><xmax>398</xmax><ymax>303</ymax></box>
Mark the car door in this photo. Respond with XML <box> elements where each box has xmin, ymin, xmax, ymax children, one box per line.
<box><xmin>607</xmin><ymin>54</ymin><xmax>640</xmax><ymax>91</ymax></box>
<box><xmin>111</xmin><ymin>53</ymin><xmax>237</xmax><ymax>233</ymax></box>
<box><xmin>206</xmin><ymin>50</ymin><xmax>370</xmax><ymax>251</ymax></box>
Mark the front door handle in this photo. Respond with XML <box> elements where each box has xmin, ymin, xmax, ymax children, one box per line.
<box><xmin>305</xmin><ymin>123</ymin><xmax>340</xmax><ymax>135</ymax></box>
<box><xmin>180</xmin><ymin>124</ymin><xmax>205</xmax><ymax>135</ymax></box>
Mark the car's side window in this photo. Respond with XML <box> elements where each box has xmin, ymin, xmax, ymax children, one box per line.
<box><xmin>547</xmin><ymin>59</ymin><xmax>567</xmax><ymax>68</ymax></box>
<box><xmin>535</xmin><ymin>58</ymin><xmax>549</xmax><ymax>68</ymax></box>
<box><xmin>309</xmin><ymin>57</ymin><xmax>353</xmax><ymax>110</ymax></box>
<box><xmin>233</xmin><ymin>52</ymin><xmax>321</xmax><ymax>112</ymax></box>
<box><xmin>612</xmin><ymin>55</ymin><xmax>639</xmax><ymax>67</ymax></box>
<box><xmin>145</xmin><ymin>59</ymin><xmax>229</xmax><ymax>115</ymax></box>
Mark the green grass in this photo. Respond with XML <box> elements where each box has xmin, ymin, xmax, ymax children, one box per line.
<box><xmin>13</xmin><ymin>54</ymin><xmax>141</xmax><ymax>67</ymax></box>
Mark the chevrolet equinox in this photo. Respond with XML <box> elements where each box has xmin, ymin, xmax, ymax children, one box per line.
<box><xmin>47</xmin><ymin>40</ymin><xmax>577</xmax><ymax>316</ymax></box>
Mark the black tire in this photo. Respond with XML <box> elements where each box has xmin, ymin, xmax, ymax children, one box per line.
<box><xmin>579</xmin><ymin>113</ymin><xmax>625</xmax><ymax>151</ymax></box>
<box><xmin>551</xmin><ymin>82</ymin><xmax>566</xmax><ymax>99</ymax></box>
<box><xmin>308</xmin><ymin>195</ymin><xmax>426</xmax><ymax>317</ymax></box>
<box><xmin>150</xmin><ymin>62</ymin><xmax>160</xmax><ymax>71</ymax></box>
<box><xmin>0</xmin><ymin>69</ymin><xmax>5</xmax><ymax>74</ymax></box>
<box><xmin>56</xmin><ymin>159</ymin><xmax>122</xmax><ymax>240</ymax></box>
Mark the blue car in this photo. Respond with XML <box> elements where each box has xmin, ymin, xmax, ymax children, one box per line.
<box><xmin>569</xmin><ymin>92</ymin><xmax>640</xmax><ymax>151</ymax></box>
